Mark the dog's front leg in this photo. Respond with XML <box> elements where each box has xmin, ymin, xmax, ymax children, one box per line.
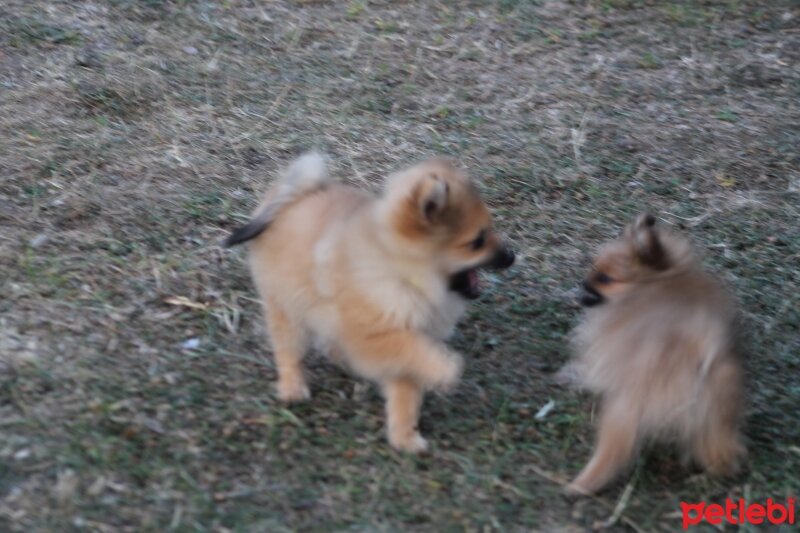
<box><xmin>342</xmin><ymin>329</ymin><xmax>463</xmax><ymax>390</ymax></box>
<box><xmin>341</xmin><ymin>329</ymin><xmax>461</xmax><ymax>451</ymax></box>
<box><xmin>567</xmin><ymin>397</ymin><xmax>640</xmax><ymax>495</ymax></box>
<box><xmin>383</xmin><ymin>377</ymin><xmax>427</xmax><ymax>453</ymax></box>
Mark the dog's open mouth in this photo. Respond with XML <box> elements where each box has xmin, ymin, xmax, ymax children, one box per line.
<box><xmin>448</xmin><ymin>247</ymin><xmax>515</xmax><ymax>300</ymax></box>
<box><xmin>449</xmin><ymin>269</ymin><xmax>482</xmax><ymax>300</ymax></box>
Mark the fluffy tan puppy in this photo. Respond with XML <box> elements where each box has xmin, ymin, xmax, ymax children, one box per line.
<box><xmin>565</xmin><ymin>214</ymin><xmax>745</xmax><ymax>494</ymax></box>
<box><xmin>225</xmin><ymin>153</ymin><xmax>514</xmax><ymax>452</ymax></box>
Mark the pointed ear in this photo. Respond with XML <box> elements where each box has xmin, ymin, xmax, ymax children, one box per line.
<box><xmin>413</xmin><ymin>174</ymin><xmax>449</xmax><ymax>223</ymax></box>
<box><xmin>628</xmin><ymin>213</ymin><xmax>668</xmax><ymax>269</ymax></box>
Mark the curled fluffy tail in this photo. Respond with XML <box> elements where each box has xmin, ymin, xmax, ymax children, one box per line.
<box><xmin>224</xmin><ymin>152</ymin><xmax>330</xmax><ymax>247</ymax></box>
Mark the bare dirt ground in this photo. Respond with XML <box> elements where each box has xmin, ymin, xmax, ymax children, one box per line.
<box><xmin>1</xmin><ymin>1</ymin><xmax>798</xmax><ymax>531</ymax></box>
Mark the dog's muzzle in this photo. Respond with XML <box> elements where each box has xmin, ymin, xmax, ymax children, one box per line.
<box><xmin>488</xmin><ymin>246</ymin><xmax>515</xmax><ymax>270</ymax></box>
<box><xmin>580</xmin><ymin>280</ymin><xmax>605</xmax><ymax>307</ymax></box>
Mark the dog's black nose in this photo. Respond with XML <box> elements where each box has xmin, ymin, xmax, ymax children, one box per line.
<box><xmin>490</xmin><ymin>247</ymin><xmax>515</xmax><ymax>269</ymax></box>
<box><xmin>580</xmin><ymin>281</ymin><xmax>604</xmax><ymax>307</ymax></box>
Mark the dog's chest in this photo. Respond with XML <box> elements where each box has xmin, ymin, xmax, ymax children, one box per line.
<box><xmin>375</xmin><ymin>277</ymin><xmax>465</xmax><ymax>339</ymax></box>
<box><xmin>312</xmin><ymin>228</ymin><xmax>465</xmax><ymax>340</ymax></box>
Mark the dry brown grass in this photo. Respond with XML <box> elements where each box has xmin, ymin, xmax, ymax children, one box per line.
<box><xmin>1</xmin><ymin>0</ymin><xmax>798</xmax><ymax>531</ymax></box>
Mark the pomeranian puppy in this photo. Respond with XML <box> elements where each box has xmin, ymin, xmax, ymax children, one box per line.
<box><xmin>565</xmin><ymin>214</ymin><xmax>745</xmax><ymax>494</ymax></box>
<box><xmin>225</xmin><ymin>153</ymin><xmax>514</xmax><ymax>452</ymax></box>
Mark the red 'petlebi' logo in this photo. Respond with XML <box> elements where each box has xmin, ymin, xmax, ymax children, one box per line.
<box><xmin>681</xmin><ymin>497</ymin><xmax>796</xmax><ymax>529</ymax></box>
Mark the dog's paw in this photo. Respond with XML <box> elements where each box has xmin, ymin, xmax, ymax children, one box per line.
<box><xmin>389</xmin><ymin>432</ymin><xmax>429</xmax><ymax>454</ymax></box>
<box><xmin>276</xmin><ymin>377</ymin><xmax>310</xmax><ymax>403</ymax></box>
<box><xmin>698</xmin><ymin>438</ymin><xmax>747</xmax><ymax>477</ymax></box>
<box><xmin>552</xmin><ymin>363</ymin><xmax>583</xmax><ymax>388</ymax></box>
<box><xmin>564</xmin><ymin>480</ymin><xmax>591</xmax><ymax>497</ymax></box>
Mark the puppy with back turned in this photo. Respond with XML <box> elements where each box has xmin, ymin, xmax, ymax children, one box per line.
<box><xmin>225</xmin><ymin>153</ymin><xmax>514</xmax><ymax>452</ymax></box>
<box><xmin>565</xmin><ymin>214</ymin><xmax>745</xmax><ymax>494</ymax></box>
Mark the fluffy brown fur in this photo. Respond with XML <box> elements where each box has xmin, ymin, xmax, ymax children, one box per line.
<box><xmin>226</xmin><ymin>153</ymin><xmax>514</xmax><ymax>452</ymax></box>
<box><xmin>565</xmin><ymin>214</ymin><xmax>745</xmax><ymax>494</ymax></box>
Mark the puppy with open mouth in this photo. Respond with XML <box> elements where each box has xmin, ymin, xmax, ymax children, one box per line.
<box><xmin>225</xmin><ymin>153</ymin><xmax>514</xmax><ymax>452</ymax></box>
<box><xmin>564</xmin><ymin>214</ymin><xmax>745</xmax><ymax>494</ymax></box>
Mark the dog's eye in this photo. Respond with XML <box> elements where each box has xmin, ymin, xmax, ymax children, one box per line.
<box><xmin>471</xmin><ymin>230</ymin><xmax>486</xmax><ymax>250</ymax></box>
<box><xmin>595</xmin><ymin>272</ymin><xmax>613</xmax><ymax>284</ymax></box>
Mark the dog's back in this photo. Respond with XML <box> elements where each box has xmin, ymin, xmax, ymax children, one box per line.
<box><xmin>248</xmin><ymin>184</ymin><xmax>372</xmax><ymax>323</ymax></box>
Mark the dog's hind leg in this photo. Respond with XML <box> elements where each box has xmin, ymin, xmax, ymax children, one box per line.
<box><xmin>568</xmin><ymin>397</ymin><xmax>640</xmax><ymax>495</ymax></box>
<box><xmin>384</xmin><ymin>377</ymin><xmax>427</xmax><ymax>453</ymax></box>
<box><xmin>690</xmin><ymin>359</ymin><xmax>745</xmax><ymax>476</ymax></box>
<box><xmin>265</xmin><ymin>298</ymin><xmax>310</xmax><ymax>402</ymax></box>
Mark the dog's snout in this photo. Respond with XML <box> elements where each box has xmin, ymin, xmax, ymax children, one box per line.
<box><xmin>490</xmin><ymin>247</ymin><xmax>515</xmax><ymax>269</ymax></box>
<box><xmin>580</xmin><ymin>280</ymin><xmax>604</xmax><ymax>307</ymax></box>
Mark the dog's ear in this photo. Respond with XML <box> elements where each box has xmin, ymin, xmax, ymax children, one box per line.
<box><xmin>629</xmin><ymin>213</ymin><xmax>668</xmax><ymax>269</ymax></box>
<box><xmin>413</xmin><ymin>173</ymin><xmax>449</xmax><ymax>224</ymax></box>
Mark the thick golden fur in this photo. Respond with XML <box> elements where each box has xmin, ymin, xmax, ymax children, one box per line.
<box><xmin>566</xmin><ymin>214</ymin><xmax>745</xmax><ymax>494</ymax></box>
<box><xmin>232</xmin><ymin>153</ymin><xmax>513</xmax><ymax>452</ymax></box>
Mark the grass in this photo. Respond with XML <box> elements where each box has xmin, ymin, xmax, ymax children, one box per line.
<box><xmin>1</xmin><ymin>0</ymin><xmax>799</xmax><ymax>531</ymax></box>
<box><xmin>1</xmin><ymin>16</ymin><xmax>82</xmax><ymax>47</ymax></box>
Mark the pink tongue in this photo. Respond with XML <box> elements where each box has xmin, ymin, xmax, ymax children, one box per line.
<box><xmin>467</xmin><ymin>270</ymin><xmax>480</xmax><ymax>291</ymax></box>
